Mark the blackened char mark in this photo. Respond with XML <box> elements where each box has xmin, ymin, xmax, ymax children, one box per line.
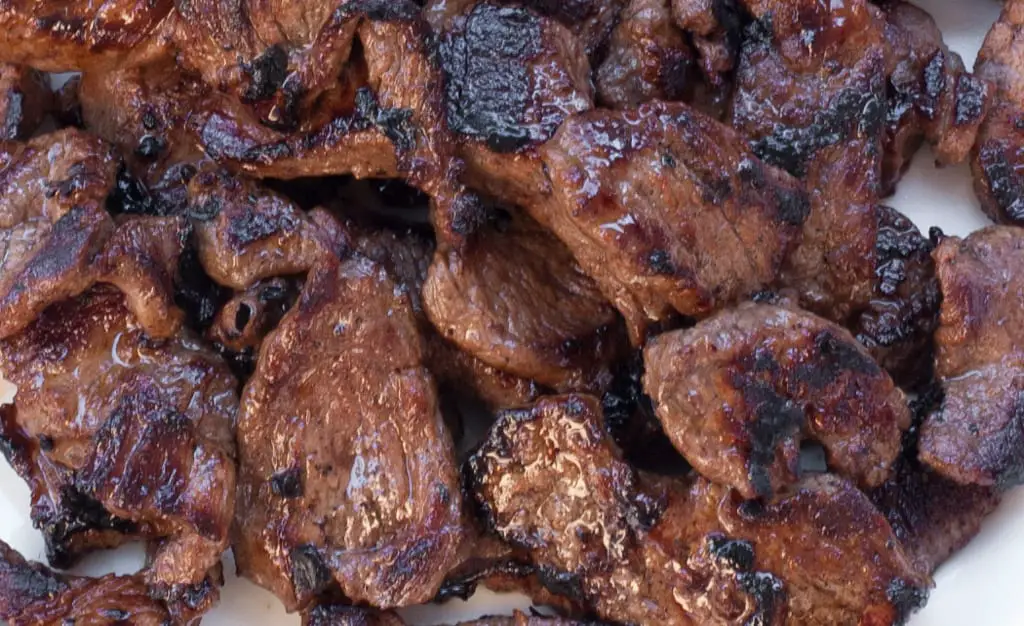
<box><xmin>290</xmin><ymin>544</ymin><xmax>333</xmax><ymax>598</ymax></box>
<box><xmin>886</xmin><ymin>578</ymin><xmax>928</xmax><ymax>624</ymax></box>
<box><xmin>354</xmin><ymin>88</ymin><xmax>417</xmax><ymax>153</ymax></box>
<box><xmin>954</xmin><ymin>74</ymin><xmax>987</xmax><ymax>127</ymax></box>
<box><xmin>738</xmin><ymin>377</ymin><xmax>804</xmax><ymax>498</ymax></box>
<box><xmin>243</xmin><ymin>45</ymin><xmax>290</xmax><ymax>102</ymax></box>
<box><xmin>175</xmin><ymin>236</ymin><xmax>230</xmax><ymax>332</ymax></box>
<box><xmin>42</xmin><ymin>486</ymin><xmax>139</xmax><ymax>569</ymax></box>
<box><xmin>979</xmin><ymin>140</ymin><xmax>1024</xmax><ymax>223</ymax></box>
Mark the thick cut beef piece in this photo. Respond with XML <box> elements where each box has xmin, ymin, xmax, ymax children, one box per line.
<box><xmin>880</xmin><ymin>2</ymin><xmax>989</xmax><ymax>194</ymax></box>
<box><xmin>596</xmin><ymin>0</ymin><xmax>695</xmax><ymax>109</ymax></box>
<box><xmin>535</xmin><ymin>102</ymin><xmax>808</xmax><ymax>344</ymax></box>
<box><xmin>0</xmin><ymin>0</ymin><xmax>172</xmax><ymax>72</ymax></box>
<box><xmin>0</xmin><ymin>64</ymin><xmax>51</xmax><ymax>140</ymax></box>
<box><xmin>234</xmin><ymin>254</ymin><xmax>464</xmax><ymax>611</ymax></box>
<box><xmin>644</xmin><ymin>303</ymin><xmax>911</xmax><ymax>499</ymax></box>
<box><xmin>424</xmin><ymin>212</ymin><xmax>626</xmax><ymax>393</ymax></box>
<box><xmin>919</xmin><ymin>226</ymin><xmax>1024</xmax><ymax>486</ymax></box>
<box><xmin>0</xmin><ymin>130</ymin><xmax>187</xmax><ymax>340</ymax></box>
<box><xmin>0</xmin><ymin>288</ymin><xmax>238</xmax><ymax>592</ymax></box>
<box><xmin>431</xmin><ymin>0</ymin><xmax>593</xmax><ymax>204</ymax></box>
<box><xmin>972</xmin><ymin>0</ymin><xmax>1024</xmax><ymax>226</ymax></box>
<box><xmin>469</xmin><ymin>394</ymin><xmax>927</xmax><ymax>625</ymax></box>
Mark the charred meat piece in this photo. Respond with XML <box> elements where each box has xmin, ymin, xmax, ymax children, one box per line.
<box><xmin>234</xmin><ymin>253</ymin><xmax>464</xmax><ymax>611</ymax></box>
<box><xmin>596</xmin><ymin>0</ymin><xmax>695</xmax><ymax>109</ymax></box>
<box><xmin>0</xmin><ymin>539</ymin><xmax>187</xmax><ymax>626</ymax></box>
<box><xmin>644</xmin><ymin>303</ymin><xmax>911</xmax><ymax>499</ymax></box>
<box><xmin>186</xmin><ymin>169</ymin><xmax>326</xmax><ymax>289</ymax></box>
<box><xmin>880</xmin><ymin>1</ymin><xmax>989</xmax><ymax>194</ymax></box>
<box><xmin>0</xmin><ymin>288</ymin><xmax>238</xmax><ymax>593</ymax></box>
<box><xmin>0</xmin><ymin>0</ymin><xmax>173</xmax><ymax>72</ymax></box>
<box><xmin>431</xmin><ymin>0</ymin><xmax>593</xmax><ymax>203</ymax></box>
<box><xmin>0</xmin><ymin>64</ymin><xmax>51</xmax><ymax>140</ymax></box>
<box><xmin>919</xmin><ymin>226</ymin><xmax>1024</xmax><ymax>486</ymax></box>
<box><xmin>972</xmin><ymin>0</ymin><xmax>1024</xmax><ymax>226</ymax></box>
<box><xmin>0</xmin><ymin>129</ymin><xmax>187</xmax><ymax>340</ymax></box>
<box><xmin>424</xmin><ymin>212</ymin><xmax>626</xmax><ymax>393</ymax></box>
<box><xmin>535</xmin><ymin>102</ymin><xmax>808</xmax><ymax>344</ymax></box>
<box><xmin>469</xmin><ymin>394</ymin><xmax>927</xmax><ymax>625</ymax></box>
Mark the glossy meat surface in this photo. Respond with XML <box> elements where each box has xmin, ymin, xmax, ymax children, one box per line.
<box><xmin>0</xmin><ymin>289</ymin><xmax>238</xmax><ymax>592</ymax></box>
<box><xmin>644</xmin><ymin>303</ymin><xmax>911</xmax><ymax>499</ymax></box>
<box><xmin>535</xmin><ymin>102</ymin><xmax>808</xmax><ymax>343</ymax></box>
<box><xmin>919</xmin><ymin>226</ymin><xmax>1024</xmax><ymax>486</ymax></box>
<box><xmin>234</xmin><ymin>254</ymin><xmax>464</xmax><ymax>611</ymax></box>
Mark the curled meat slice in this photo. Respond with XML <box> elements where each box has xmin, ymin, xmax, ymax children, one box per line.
<box><xmin>535</xmin><ymin>102</ymin><xmax>808</xmax><ymax>344</ymax></box>
<box><xmin>469</xmin><ymin>394</ymin><xmax>927</xmax><ymax>626</ymax></box>
<box><xmin>208</xmin><ymin>278</ymin><xmax>299</xmax><ymax>354</ymax></box>
<box><xmin>234</xmin><ymin>253</ymin><xmax>464</xmax><ymax>611</ymax></box>
<box><xmin>0</xmin><ymin>64</ymin><xmax>51</xmax><ymax>140</ymax></box>
<box><xmin>972</xmin><ymin>0</ymin><xmax>1024</xmax><ymax>226</ymax></box>
<box><xmin>596</xmin><ymin>0</ymin><xmax>694</xmax><ymax>109</ymax></box>
<box><xmin>0</xmin><ymin>130</ymin><xmax>186</xmax><ymax>340</ymax></box>
<box><xmin>644</xmin><ymin>303</ymin><xmax>911</xmax><ymax>499</ymax></box>
<box><xmin>424</xmin><ymin>212</ymin><xmax>626</xmax><ymax>392</ymax></box>
<box><xmin>0</xmin><ymin>288</ymin><xmax>238</xmax><ymax>593</ymax></box>
<box><xmin>919</xmin><ymin>226</ymin><xmax>1024</xmax><ymax>486</ymax></box>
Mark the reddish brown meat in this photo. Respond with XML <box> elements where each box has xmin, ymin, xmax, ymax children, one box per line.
<box><xmin>0</xmin><ymin>64</ymin><xmax>51</xmax><ymax>140</ymax></box>
<box><xmin>535</xmin><ymin>102</ymin><xmax>808</xmax><ymax>344</ymax></box>
<box><xmin>469</xmin><ymin>394</ymin><xmax>927</xmax><ymax>625</ymax></box>
<box><xmin>919</xmin><ymin>226</ymin><xmax>1024</xmax><ymax>486</ymax></box>
<box><xmin>234</xmin><ymin>253</ymin><xmax>464</xmax><ymax>611</ymax></box>
<box><xmin>303</xmin><ymin>606</ymin><xmax>589</xmax><ymax>626</ymax></box>
<box><xmin>0</xmin><ymin>288</ymin><xmax>237</xmax><ymax>594</ymax></box>
<box><xmin>972</xmin><ymin>0</ymin><xmax>1024</xmax><ymax>226</ymax></box>
<box><xmin>644</xmin><ymin>303</ymin><xmax>912</xmax><ymax>499</ymax></box>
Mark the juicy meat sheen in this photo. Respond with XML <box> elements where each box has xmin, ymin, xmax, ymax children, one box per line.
<box><xmin>535</xmin><ymin>102</ymin><xmax>808</xmax><ymax>343</ymax></box>
<box><xmin>469</xmin><ymin>394</ymin><xmax>927</xmax><ymax>625</ymax></box>
<box><xmin>0</xmin><ymin>64</ymin><xmax>51</xmax><ymax>140</ymax></box>
<box><xmin>234</xmin><ymin>253</ymin><xmax>464</xmax><ymax>611</ymax></box>
<box><xmin>919</xmin><ymin>226</ymin><xmax>1024</xmax><ymax>486</ymax></box>
<box><xmin>0</xmin><ymin>288</ymin><xmax>238</xmax><ymax>592</ymax></box>
<box><xmin>644</xmin><ymin>303</ymin><xmax>912</xmax><ymax>499</ymax></box>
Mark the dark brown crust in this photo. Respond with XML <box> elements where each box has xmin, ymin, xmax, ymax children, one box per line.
<box><xmin>0</xmin><ymin>64</ymin><xmax>52</xmax><ymax>140</ymax></box>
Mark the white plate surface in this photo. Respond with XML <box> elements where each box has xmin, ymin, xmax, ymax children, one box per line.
<box><xmin>0</xmin><ymin>0</ymin><xmax>1017</xmax><ymax>624</ymax></box>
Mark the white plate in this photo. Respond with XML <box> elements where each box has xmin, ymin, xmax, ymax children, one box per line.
<box><xmin>0</xmin><ymin>1</ymin><xmax>1017</xmax><ymax>623</ymax></box>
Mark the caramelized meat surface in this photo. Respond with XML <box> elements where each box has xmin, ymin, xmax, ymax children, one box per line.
<box><xmin>469</xmin><ymin>394</ymin><xmax>927</xmax><ymax>625</ymax></box>
<box><xmin>596</xmin><ymin>0</ymin><xmax>694</xmax><ymax>109</ymax></box>
<box><xmin>535</xmin><ymin>102</ymin><xmax>808</xmax><ymax>343</ymax></box>
<box><xmin>0</xmin><ymin>289</ymin><xmax>237</xmax><ymax>591</ymax></box>
<box><xmin>234</xmin><ymin>254</ymin><xmax>464</xmax><ymax>611</ymax></box>
<box><xmin>919</xmin><ymin>226</ymin><xmax>1024</xmax><ymax>486</ymax></box>
<box><xmin>972</xmin><ymin>0</ymin><xmax>1024</xmax><ymax>226</ymax></box>
<box><xmin>644</xmin><ymin>303</ymin><xmax>911</xmax><ymax>499</ymax></box>
<box><xmin>303</xmin><ymin>606</ymin><xmax>587</xmax><ymax>626</ymax></box>
<box><xmin>0</xmin><ymin>64</ymin><xmax>51</xmax><ymax>140</ymax></box>
<box><xmin>424</xmin><ymin>212</ymin><xmax>626</xmax><ymax>392</ymax></box>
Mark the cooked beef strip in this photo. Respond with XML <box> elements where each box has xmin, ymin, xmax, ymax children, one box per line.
<box><xmin>919</xmin><ymin>226</ymin><xmax>1024</xmax><ymax>486</ymax></box>
<box><xmin>0</xmin><ymin>129</ymin><xmax>187</xmax><ymax>340</ymax></box>
<box><xmin>972</xmin><ymin>0</ymin><xmax>1024</xmax><ymax>226</ymax></box>
<box><xmin>234</xmin><ymin>252</ymin><xmax>464</xmax><ymax>611</ymax></box>
<box><xmin>880</xmin><ymin>1</ymin><xmax>989</xmax><ymax>195</ymax></box>
<box><xmin>534</xmin><ymin>101</ymin><xmax>808</xmax><ymax>344</ymax></box>
<box><xmin>0</xmin><ymin>0</ymin><xmax>174</xmax><ymax>72</ymax></box>
<box><xmin>424</xmin><ymin>211</ymin><xmax>626</xmax><ymax>393</ymax></box>
<box><xmin>595</xmin><ymin>0</ymin><xmax>695</xmax><ymax>109</ymax></box>
<box><xmin>644</xmin><ymin>303</ymin><xmax>911</xmax><ymax>499</ymax></box>
<box><xmin>0</xmin><ymin>64</ymin><xmax>51</xmax><ymax>140</ymax></box>
<box><xmin>730</xmin><ymin>0</ymin><xmax>940</xmax><ymax>386</ymax></box>
<box><xmin>469</xmin><ymin>394</ymin><xmax>927</xmax><ymax>625</ymax></box>
<box><xmin>0</xmin><ymin>287</ymin><xmax>238</xmax><ymax>593</ymax></box>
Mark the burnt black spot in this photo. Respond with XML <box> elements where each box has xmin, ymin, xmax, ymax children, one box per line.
<box><xmin>661</xmin><ymin>152</ymin><xmax>677</xmax><ymax>169</ymax></box>
<box><xmin>3</xmin><ymin>91</ymin><xmax>23</xmax><ymax>139</ymax></box>
<box><xmin>434</xmin><ymin>559</ymin><xmax>534</xmax><ymax>602</ymax></box>
<box><xmin>742</xmin><ymin>380</ymin><xmax>804</xmax><ymax>498</ymax></box>
<box><xmin>37</xmin><ymin>434</ymin><xmax>54</xmax><ymax>452</ymax></box>
<box><xmin>290</xmin><ymin>544</ymin><xmax>333</xmax><ymax>598</ymax></box>
<box><xmin>980</xmin><ymin>141</ymin><xmax>1024</xmax><ymax>223</ymax></box>
<box><xmin>175</xmin><ymin>238</ymin><xmax>229</xmax><ymax>332</ymax></box>
<box><xmin>41</xmin><ymin>486</ymin><xmax>138</xmax><ymax>569</ymax></box>
<box><xmin>189</xmin><ymin>196</ymin><xmax>221</xmax><ymax>221</ymax></box>
<box><xmin>141</xmin><ymin>110</ymin><xmax>158</xmax><ymax>130</ymax></box>
<box><xmin>792</xmin><ymin>331</ymin><xmax>880</xmax><ymax>391</ymax></box>
<box><xmin>270</xmin><ymin>467</ymin><xmax>303</xmax><ymax>499</ymax></box>
<box><xmin>773</xmin><ymin>186</ymin><xmax>810</xmax><ymax>226</ymax></box>
<box><xmin>707</xmin><ymin>533</ymin><xmax>756</xmax><ymax>571</ymax></box>
<box><xmin>353</xmin><ymin>88</ymin><xmax>417</xmax><ymax>153</ymax></box>
<box><xmin>954</xmin><ymin>74</ymin><xmax>987</xmax><ymax>126</ymax></box>
<box><xmin>107</xmin><ymin>168</ymin><xmax>159</xmax><ymax>216</ymax></box>
<box><xmin>920</xmin><ymin>51</ymin><xmax>946</xmax><ymax>120</ymax></box>
<box><xmin>0</xmin><ymin>548</ymin><xmax>66</xmax><ymax>605</ymax></box>
<box><xmin>737</xmin><ymin>571</ymin><xmax>786</xmax><ymax>626</ymax></box>
<box><xmin>887</xmin><ymin>578</ymin><xmax>928</xmax><ymax>623</ymax></box>
<box><xmin>648</xmin><ymin>249</ymin><xmax>675</xmax><ymax>275</ymax></box>
<box><xmin>135</xmin><ymin>135</ymin><xmax>165</xmax><ymax>159</ymax></box>
<box><xmin>537</xmin><ymin>566</ymin><xmax>586</xmax><ymax>603</ymax></box>
<box><xmin>227</xmin><ymin>207</ymin><xmax>294</xmax><ymax>246</ymax></box>
<box><xmin>243</xmin><ymin>45</ymin><xmax>290</xmax><ymax>102</ymax></box>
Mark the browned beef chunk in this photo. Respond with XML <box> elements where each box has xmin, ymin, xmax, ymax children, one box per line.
<box><xmin>972</xmin><ymin>0</ymin><xmax>1024</xmax><ymax>226</ymax></box>
<box><xmin>644</xmin><ymin>303</ymin><xmax>911</xmax><ymax>499</ymax></box>
<box><xmin>0</xmin><ymin>288</ymin><xmax>237</xmax><ymax>594</ymax></box>
<box><xmin>0</xmin><ymin>130</ymin><xmax>186</xmax><ymax>340</ymax></box>
<box><xmin>534</xmin><ymin>102</ymin><xmax>807</xmax><ymax>344</ymax></box>
<box><xmin>919</xmin><ymin>226</ymin><xmax>1024</xmax><ymax>486</ymax></box>
<box><xmin>469</xmin><ymin>394</ymin><xmax>927</xmax><ymax>625</ymax></box>
<box><xmin>880</xmin><ymin>1</ymin><xmax>989</xmax><ymax>194</ymax></box>
<box><xmin>596</xmin><ymin>0</ymin><xmax>695</xmax><ymax>109</ymax></box>
<box><xmin>303</xmin><ymin>606</ymin><xmax>591</xmax><ymax>626</ymax></box>
<box><xmin>0</xmin><ymin>0</ymin><xmax>173</xmax><ymax>72</ymax></box>
<box><xmin>0</xmin><ymin>64</ymin><xmax>51</xmax><ymax>140</ymax></box>
<box><xmin>234</xmin><ymin>253</ymin><xmax>464</xmax><ymax>611</ymax></box>
<box><xmin>424</xmin><ymin>212</ymin><xmax>626</xmax><ymax>393</ymax></box>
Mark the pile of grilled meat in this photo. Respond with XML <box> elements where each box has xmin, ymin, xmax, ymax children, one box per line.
<box><xmin>0</xmin><ymin>0</ymin><xmax>1022</xmax><ymax>624</ymax></box>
